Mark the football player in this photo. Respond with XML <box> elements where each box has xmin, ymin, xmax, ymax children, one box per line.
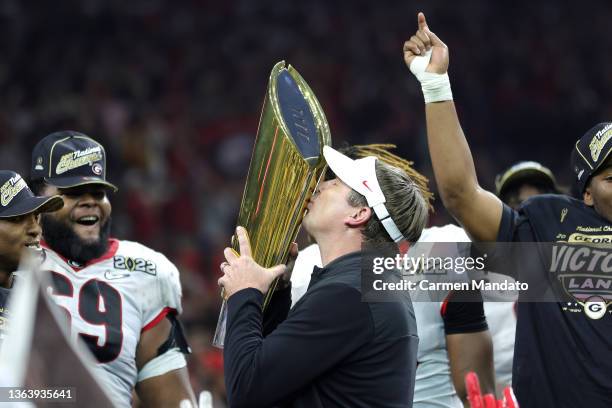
<box><xmin>0</xmin><ymin>170</ymin><xmax>62</xmax><ymax>344</ymax></box>
<box><xmin>30</xmin><ymin>131</ymin><xmax>197</xmax><ymax>407</ymax></box>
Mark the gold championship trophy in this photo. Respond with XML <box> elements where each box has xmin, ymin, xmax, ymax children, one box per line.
<box><xmin>212</xmin><ymin>61</ymin><xmax>331</xmax><ymax>348</ymax></box>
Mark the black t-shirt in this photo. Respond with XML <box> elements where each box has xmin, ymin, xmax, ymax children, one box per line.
<box><xmin>491</xmin><ymin>194</ymin><xmax>612</xmax><ymax>408</ymax></box>
<box><xmin>0</xmin><ymin>287</ymin><xmax>8</xmax><ymax>308</ymax></box>
<box><xmin>0</xmin><ymin>286</ymin><xmax>10</xmax><ymax>343</ymax></box>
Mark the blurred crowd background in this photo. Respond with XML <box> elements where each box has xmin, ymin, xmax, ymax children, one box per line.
<box><xmin>1</xmin><ymin>0</ymin><xmax>611</xmax><ymax>405</ymax></box>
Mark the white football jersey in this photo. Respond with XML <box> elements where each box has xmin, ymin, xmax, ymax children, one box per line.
<box><xmin>290</xmin><ymin>244</ymin><xmax>322</xmax><ymax>308</ymax></box>
<box><xmin>412</xmin><ymin>225</ymin><xmax>468</xmax><ymax>408</ymax></box>
<box><xmin>40</xmin><ymin>239</ymin><xmax>183</xmax><ymax>407</ymax></box>
<box><xmin>483</xmin><ymin>301</ymin><xmax>516</xmax><ymax>388</ymax></box>
<box><xmin>415</xmin><ymin>225</ymin><xmax>516</xmax><ymax>402</ymax></box>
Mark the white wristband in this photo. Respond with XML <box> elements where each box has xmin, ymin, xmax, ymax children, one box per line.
<box><xmin>409</xmin><ymin>50</ymin><xmax>453</xmax><ymax>104</ymax></box>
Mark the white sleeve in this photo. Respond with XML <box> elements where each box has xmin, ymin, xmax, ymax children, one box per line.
<box><xmin>142</xmin><ymin>256</ymin><xmax>183</xmax><ymax>329</ymax></box>
<box><xmin>137</xmin><ymin>348</ymin><xmax>187</xmax><ymax>382</ymax></box>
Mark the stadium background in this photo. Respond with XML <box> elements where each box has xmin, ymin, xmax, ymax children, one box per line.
<box><xmin>1</xmin><ymin>0</ymin><xmax>611</xmax><ymax>405</ymax></box>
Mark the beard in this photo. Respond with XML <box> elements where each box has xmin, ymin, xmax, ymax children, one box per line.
<box><xmin>41</xmin><ymin>214</ymin><xmax>112</xmax><ymax>264</ymax></box>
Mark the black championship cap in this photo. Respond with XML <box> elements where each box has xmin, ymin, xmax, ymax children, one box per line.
<box><xmin>31</xmin><ymin>131</ymin><xmax>117</xmax><ymax>192</ymax></box>
<box><xmin>571</xmin><ymin>122</ymin><xmax>612</xmax><ymax>194</ymax></box>
<box><xmin>0</xmin><ymin>171</ymin><xmax>63</xmax><ymax>218</ymax></box>
<box><xmin>495</xmin><ymin>161</ymin><xmax>558</xmax><ymax>198</ymax></box>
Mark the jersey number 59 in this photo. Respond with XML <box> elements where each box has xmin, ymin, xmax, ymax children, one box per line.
<box><xmin>49</xmin><ymin>272</ymin><xmax>123</xmax><ymax>363</ymax></box>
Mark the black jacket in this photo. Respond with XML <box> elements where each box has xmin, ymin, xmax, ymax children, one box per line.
<box><xmin>224</xmin><ymin>251</ymin><xmax>418</xmax><ymax>408</ymax></box>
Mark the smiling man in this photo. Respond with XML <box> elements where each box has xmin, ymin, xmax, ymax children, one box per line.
<box><xmin>0</xmin><ymin>170</ymin><xmax>62</xmax><ymax>344</ymax></box>
<box><xmin>29</xmin><ymin>131</ymin><xmax>196</xmax><ymax>407</ymax></box>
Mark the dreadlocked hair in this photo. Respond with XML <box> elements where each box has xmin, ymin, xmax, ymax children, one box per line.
<box><xmin>342</xmin><ymin>144</ymin><xmax>434</xmax><ymax>210</ymax></box>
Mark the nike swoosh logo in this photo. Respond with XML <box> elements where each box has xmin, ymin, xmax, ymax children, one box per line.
<box><xmin>362</xmin><ymin>180</ymin><xmax>372</xmax><ymax>191</ymax></box>
<box><xmin>105</xmin><ymin>270</ymin><xmax>130</xmax><ymax>280</ymax></box>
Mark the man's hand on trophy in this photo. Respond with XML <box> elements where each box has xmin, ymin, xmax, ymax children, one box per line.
<box><xmin>218</xmin><ymin>226</ymin><xmax>287</xmax><ymax>298</ymax></box>
<box><xmin>276</xmin><ymin>242</ymin><xmax>299</xmax><ymax>290</ymax></box>
<box><xmin>403</xmin><ymin>12</ymin><xmax>449</xmax><ymax>75</ymax></box>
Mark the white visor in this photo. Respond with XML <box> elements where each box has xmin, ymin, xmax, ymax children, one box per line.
<box><xmin>322</xmin><ymin>145</ymin><xmax>405</xmax><ymax>242</ymax></box>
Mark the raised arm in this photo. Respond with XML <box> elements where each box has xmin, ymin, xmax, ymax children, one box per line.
<box><xmin>404</xmin><ymin>13</ymin><xmax>503</xmax><ymax>241</ymax></box>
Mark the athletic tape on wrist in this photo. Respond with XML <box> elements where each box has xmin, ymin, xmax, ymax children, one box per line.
<box><xmin>409</xmin><ymin>49</ymin><xmax>453</xmax><ymax>103</ymax></box>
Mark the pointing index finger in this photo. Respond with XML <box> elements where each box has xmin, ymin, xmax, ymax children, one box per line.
<box><xmin>236</xmin><ymin>226</ymin><xmax>252</xmax><ymax>258</ymax></box>
<box><xmin>418</xmin><ymin>12</ymin><xmax>428</xmax><ymax>31</ymax></box>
